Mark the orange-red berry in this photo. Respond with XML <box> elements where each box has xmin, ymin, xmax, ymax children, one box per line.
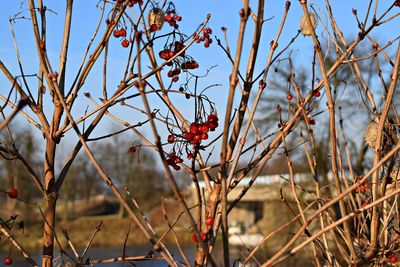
<box><xmin>389</xmin><ymin>254</ymin><xmax>398</xmax><ymax>264</ymax></box>
<box><xmin>121</xmin><ymin>39</ymin><xmax>130</xmax><ymax>48</ymax></box>
<box><xmin>206</xmin><ymin>215</ymin><xmax>214</xmax><ymax>226</ymax></box>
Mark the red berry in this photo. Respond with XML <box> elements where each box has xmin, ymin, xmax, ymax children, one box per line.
<box><xmin>287</xmin><ymin>94</ymin><xmax>293</xmax><ymax>101</ymax></box>
<box><xmin>200</xmin><ymin>231</ymin><xmax>206</xmax><ymax>241</ymax></box>
<box><xmin>363</xmin><ymin>201</ymin><xmax>368</xmax><ymax>207</ymax></box>
<box><xmin>359</xmin><ymin>184</ymin><xmax>366</xmax><ymax>193</ymax></box>
<box><xmin>364</xmin><ymin>183</ymin><xmax>370</xmax><ymax>189</ymax></box>
<box><xmin>173</xmin><ymin>165</ymin><xmax>181</xmax><ymax>171</ymax></box>
<box><xmin>201</xmin><ymin>133</ymin><xmax>208</xmax><ymax>140</ymax></box>
<box><xmin>208</xmin><ymin>114</ymin><xmax>219</xmax><ymax>123</ymax></box>
<box><xmin>128</xmin><ymin>146</ymin><xmax>136</xmax><ymax>155</ymax></box>
<box><xmin>164</xmin><ymin>15</ymin><xmax>172</xmax><ymax>22</ymax></box>
<box><xmin>173</xmin><ymin>15</ymin><xmax>182</xmax><ymax>21</ymax></box>
<box><xmin>184</xmin><ymin>132</ymin><xmax>194</xmax><ymax>141</ymax></box>
<box><xmin>389</xmin><ymin>254</ymin><xmax>398</xmax><ymax>263</ymax></box>
<box><xmin>395</xmin><ymin>1</ymin><xmax>400</xmax><ymax>7</ymax></box>
<box><xmin>192</xmin><ymin>234</ymin><xmax>199</xmax><ymax>243</ymax></box>
<box><xmin>4</xmin><ymin>256</ymin><xmax>12</xmax><ymax>265</ymax></box>
<box><xmin>175</xmin><ymin>157</ymin><xmax>183</xmax><ymax>163</ymax></box>
<box><xmin>7</xmin><ymin>188</ymin><xmax>18</xmax><ymax>199</ymax></box>
<box><xmin>167</xmin><ymin>134</ymin><xmax>175</xmax><ymax>143</ymax></box>
<box><xmin>190</xmin><ymin>123</ymin><xmax>199</xmax><ymax>134</ymax></box>
<box><xmin>199</xmin><ymin>124</ymin><xmax>209</xmax><ymax>133</ymax></box>
<box><xmin>121</xmin><ymin>39</ymin><xmax>129</xmax><ymax>48</ymax></box>
<box><xmin>128</xmin><ymin>1</ymin><xmax>134</xmax><ymax>7</ymax></box>
<box><xmin>169</xmin><ymin>51</ymin><xmax>176</xmax><ymax>58</ymax></box>
<box><xmin>206</xmin><ymin>215</ymin><xmax>214</xmax><ymax>226</ymax></box>
<box><xmin>149</xmin><ymin>24</ymin><xmax>158</xmax><ymax>32</ymax></box>
<box><xmin>306</xmin><ymin>118</ymin><xmax>315</xmax><ymax>125</ymax></box>
<box><xmin>314</xmin><ymin>91</ymin><xmax>321</xmax><ymax>97</ymax></box>
<box><xmin>187</xmin><ymin>153</ymin><xmax>194</xmax><ymax>160</ymax></box>
<box><xmin>167</xmin><ymin>70</ymin><xmax>174</xmax><ymax>77</ymax></box>
<box><xmin>119</xmin><ymin>28</ymin><xmax>127</xmax><ymax>37</ymax></box>
<box><xmin>193</xmin><ymin>134</ymin><xmax>202</xmax><ymax>143</ymax></box>
<box><xmin>209</xmin><ymin>121</ymin><xmax>218</xmax><ymax>131</ymax></box>
<box><xmin>172</xmin><ymin>76</ymin><xmax>179</xmax><ymax>82</ymax></box>
<box><xmin>113</xmin><ymin>29</ymin><xmax>120</xmax><ymax>38</ymax></box>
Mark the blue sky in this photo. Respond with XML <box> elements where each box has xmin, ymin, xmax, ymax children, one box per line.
<box><xmin>0</xmin><ymin>1</ymin><xmax>399</xmax><ymax>165</ymax></box>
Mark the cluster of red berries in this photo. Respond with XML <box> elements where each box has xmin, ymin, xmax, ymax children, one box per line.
<box><xmin>182</xmin><ymin>114</ymin><xmax>219</xmax><ymax>145</ymax></box>
<box><xmin>192</xmin><ymin>231</ymin><xmax>207</xmax><ymax>243</ymax></box>
<box><xmin>195</xmin><ymin>28</ymin><xmax>213</xmax><ymax>48</ymax></box>
<box><xmin>113</xmin><ymin>28</ymin><xmax>127</xmax><ymax>38</ymax></box>
<box><xmin>164</xmin><ymin>114</ymin><xmax>219</xmax><ymax>170</ymax></box>
<box><xmin>159</xmin><ymin>48</ymin><xmax>178</xmax><ymax>61</ymax></box>
<box><xmin>181</xmin><ymin>60</ymin><xmax>199</xmax><ymax>70</ymax></box>
<box><xmin>354</xmin><ymin>181</ymin><xmax>370</xmax><ymax>208</ymax></box>
<box><xmin>127</xmin><ymin>0</ymin><xmax>143</xmax><ymax>7</ymax></box>
<box><xmin>167</xmin><ymin>69</ymin><xmax>181</xmax><ymax>82</ymax></box>
<box><xmin>159</xmin><ymin>41</ymin><xmax>188</xmax><ymax>61</ymax></box>
<box><xmin>4</xmin><ymin>256</ymin><xmax>12</xmax><ymax>265</ymax></box>
<box><xmin>166</xmin><ymin>152</ymin><xmax>184</xmax><ymax>171</ymax></box>
<box><xmin>191</xmin><ymin>215</ymin><xmax>214</xmax><ymax>244</ymax></box>
<box><xmin>159</xmin><ymin>41</ymin><xmax>199</xmax><ymax>81</ymax></box>
<box><xmin>112</xmin><ymin>27</ymin><xmax>130</xmax><ymax>48</ymax></box>
<box><xmin>163</xmin><ymin>9</ymin><xmax>182</xmax><ymax>29</ymax></box>
<box><xmin>357</xmin><ymin>182</ymin><xmax>370</xmax><ymax>194</ymax></box>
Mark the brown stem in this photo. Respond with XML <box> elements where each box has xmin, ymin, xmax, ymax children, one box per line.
<box><xmin>299</xmin><ymin>1</ymin><xmax>357</xmax><ymax>260</ymax></box>
<box><xmin>366</xmin><ymin>42</ymin><xmax>400</xmax><ymax>259</ymax></box>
